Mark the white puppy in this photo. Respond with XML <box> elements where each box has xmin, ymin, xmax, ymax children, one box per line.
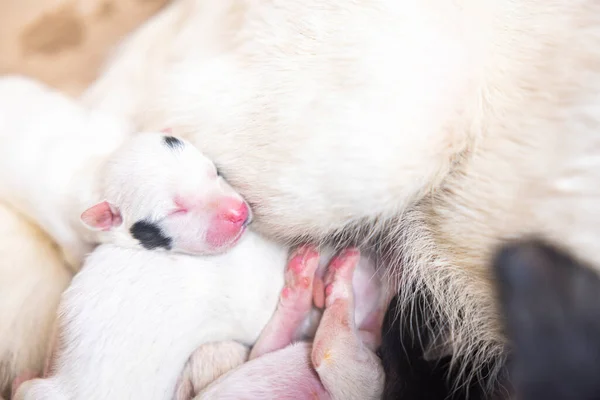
<box><xmin>7</xmin><ymin>124</ymin><xmax>277</xmax><ymax>399</ymax></box>
<box><xmin>0</xmin><ymin>76</ymin><xmax>254</xmax><ymax>398</ymax></box>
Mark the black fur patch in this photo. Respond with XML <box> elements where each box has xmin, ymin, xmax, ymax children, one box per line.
<box><xmin>494</xmin><ymin>239</ymin><xmax>600</xmax><ymax>400</ymax></box>
<box><xmin>129</xmin><ymin>220</ymin><xmax>172</xmax><ymax>250</ymax></box>
<box><xmin>163</xmin><ymin>135</ymin><xmax>184</xmax><ymax>150</ymax></box>
<box><xmin>380</xmin><ymin>293</ymin><xmax>497</xmax><ymax>400</ymax></box>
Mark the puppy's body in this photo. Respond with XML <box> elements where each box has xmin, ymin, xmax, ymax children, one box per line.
<box><xmin>198</xmin><ymin>342</ymin><xmax>328</xmax><ymax>400</ymax></box>
<box><xmin>16</xmin><ymin>239</ymin><xmax>383</xmax><ymax>399</ymax></box>
<box><xmin>16</xmin><ymin>234</ymin><xmax>287</xmax><ymax>400</ymax></box>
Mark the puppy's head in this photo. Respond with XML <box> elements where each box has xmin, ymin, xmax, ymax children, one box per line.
<box><xmin>80</xmin><ymin>132</ymin><xmax>252</xmax><ymax>255</ymax></box>
<box><xmin>494</xmin><ymin>239</ymin><xmax>600</xmax><ymax>400</ymax></box>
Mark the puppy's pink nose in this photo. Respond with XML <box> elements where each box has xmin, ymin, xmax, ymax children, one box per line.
<box><xmin>218</xmin><ymin>198</ymin><xmax>249</xmax><ymax>224</ymax></box>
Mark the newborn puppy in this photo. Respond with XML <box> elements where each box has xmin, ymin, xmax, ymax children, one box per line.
<box><xmin>192</xmin><ymin>248</ymin><xmax>386</xmax><ymax>400</ymax></box>
<box><xmin>0</xmin><ymin>75</ymin><xmax>252</xmax><ymax>397</ymax></box>
<box><xmin>10</xmin><ymin>130</ymin><xmax>271</xmax><ymax>400</ymax></box>
<box><xmin>0</xmin><ymin>76</ymin><xmax>248</xmax><ymax>270</ymax></box>
<box><xmin>80</xmin><ymin>131</ymin><xmax>251</xmax><ymax>255</ymax></box>
<box><xmin>494</xmin><ymin>239</ymin><xmax>600</xmax><ymax>400</ymax></box>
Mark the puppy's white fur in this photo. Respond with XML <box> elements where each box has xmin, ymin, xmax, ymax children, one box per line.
<box><xmin>14</xmin><ymin>244</ymin><xmax>381</xmax><ymax>399</ymax></box>
<box><xmin>14</xmin><ymin>234</ymin><xmax>287</xmax><ymax>400</ymax></box>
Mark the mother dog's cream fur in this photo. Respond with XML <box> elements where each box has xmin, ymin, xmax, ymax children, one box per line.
<box><xmin>3</xmin><ymin>0</ymin><xmax>600</xmax><ymax>394</ymax></box>
<box><xmin>0</xmin><ymin>203</ymin><xmax>71</xmax><ymax>397</ymax></box>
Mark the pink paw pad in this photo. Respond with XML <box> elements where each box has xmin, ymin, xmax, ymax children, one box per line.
<box><xmin>281</xmin><ymin>287</ymin><xmax>292</xmax><ymax>299</ymax></box>
<box><xmin>323</xmin><ymin>248</ymin><xmax>360</xmax><ymax>306</ymax></box>
<box><xmin>281</xmin><ymin>246</ymin><xmax>320</xmax><ymax>301</ymax></box>
<box><xmin>281</xmin><ymin>246</ymin><xmax>319</xmax><ymax>312</ymax></box>
<box><xmin>287</xmin><ymin>246</ymin><xmax>319</xmax><ymax>273</ymax></box>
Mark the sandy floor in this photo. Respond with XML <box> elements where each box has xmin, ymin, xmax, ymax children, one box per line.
<box><xmin>0</xmin><ymin>0</ymin><xmax>170</xmax><ymax>96</ymax></box>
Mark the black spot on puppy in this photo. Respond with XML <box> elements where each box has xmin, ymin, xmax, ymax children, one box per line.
<box><xmin>130</xmin><ymin>220</ymin><xmax>172</xmax><ymax>250</ymax></box>
<box><xmin>163</xmin><ymin>135</ymin><xmax>184</xmax><ymax>150</ymax></box>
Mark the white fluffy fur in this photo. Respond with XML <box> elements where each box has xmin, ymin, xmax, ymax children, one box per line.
<box><xmin>83</xmin><ymin>0</ymin><xmax>479</xmax><ymax>239</ymax></box>
<box><xmin>3</xmin><ymin>0</ymin><xmax>600</xmax><ymax>393</ymax></box>
<box><xmin>14</xmin><ymin>234</ymin><xmax>288</xmax><ymax>400</ymax></box>
<box><xmin>0</xmin><ymin>76</ymin><xmax>134</xmax><ymax>271</ymax></box>
<box><xmin>14</xmin><ymin>242</ymin><xmax>381</xmax><ymax>399</ymax></box>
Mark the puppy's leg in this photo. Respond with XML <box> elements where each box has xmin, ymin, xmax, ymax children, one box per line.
<box><xmin>174</xmin><ymin>341</ymin><xmax>249</xmax><ymax>400</ymax></box>
<box><xmin>197</xmin><ymin>342</ymin><xmax>330</xmax><ymax>400</ymax></box>
<box><xmin>312</xmin><ymin>249</ymin><xmax>384</xmax><ymax>400</ymax></box>
<box><xmin>248</xmin><ymin>246</ymin><xmax>320</xmax><ymax>359</ymax></box>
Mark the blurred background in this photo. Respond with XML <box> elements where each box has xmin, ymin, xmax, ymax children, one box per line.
<box><xmin>0</xmin><ymin>0</ymin><xmax>171</xmax><ymax>96</ymax></box>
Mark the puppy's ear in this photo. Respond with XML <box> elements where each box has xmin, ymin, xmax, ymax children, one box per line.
<box><xmin>80</xmin><ymin>201</ymin><xmax>123</xmax><ymax>231</ymax></box>
<box><xmin>493</xmin><ymin>239</ymin><xmax>600</xmax><ymax>400</ymax></box>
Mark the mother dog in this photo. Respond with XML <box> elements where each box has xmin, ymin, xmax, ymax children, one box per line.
<box><xmin>5</xmin><ymin>0</ymin><xmax>600</xmax><ymax>397</ymax></box>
